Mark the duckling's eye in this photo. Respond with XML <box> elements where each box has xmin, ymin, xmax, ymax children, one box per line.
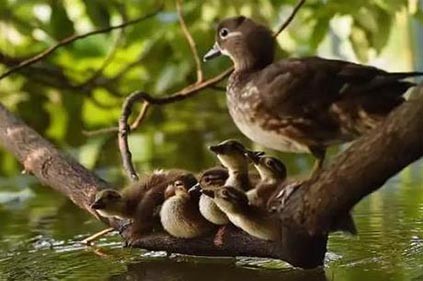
<box><xmin>219</xmin><ymin>28</ymin><xmax>230</xmax><ymax>39</ymax></box>
<box><xmin>174</xmin><ymin>180</ymin><xmax>184</xmax><ymax>188</ymax></box>
<box><xmin>107</xmin><ymin>193</ymin><xmax>118</xmax><ymax>200</ymax></box>
<box><xmin>266</xmin><ymin>159</ymin><xmax>274</xmax><ymax>167</ymax></box>
<box><xmin>221</xmin><ymin>189</ymin><xmax>229</xmax><ymax>197</ymax></box>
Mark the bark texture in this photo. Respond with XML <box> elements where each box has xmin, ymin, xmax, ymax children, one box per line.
<box><xmin>0</xmin><ymin>85</ymin><xmax>422</xmax><ymax>269</ymax></box>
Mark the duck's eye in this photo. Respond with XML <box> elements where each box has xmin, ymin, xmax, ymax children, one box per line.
<box><xmin>266</xmin><ymin>159</ymin><xmax>274</xmax><ymax>167</ymax></box>
<box><xmin>219</xmin><ymin>28</ymin><xmax>230</xmax><ymax>38</ymax></box>
<box><xmin>174</xmin><ymin>180</ymin><xmax>185</xmax><ymax>188</ymax></box>
<box><xmin>221</xmin><ymin>189</ymin><xmax>229</xmax><ymax>197</ymax></box>
<box><xmin>107</xmin><ymin>193</ymin><xmax>118</xmax><ymax>200</ymax></box>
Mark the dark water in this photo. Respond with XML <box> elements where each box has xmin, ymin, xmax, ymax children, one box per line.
<box><xmin>0</xmin><ymin>161</ymin><xmax>422</xmax><ymax>281</ymax></box>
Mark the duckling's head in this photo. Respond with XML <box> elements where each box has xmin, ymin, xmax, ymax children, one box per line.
<box><xmin>91</xmin><ymin>189</ymin><xmax>126</xmax><ymax>218</ymax></box>
<box><xmin>246</xmin><ymin>152</ymin><xmax>287</xmax><ymax>183</ymax></box>
<box><xmin>209</xmin><ymin>140</ymin><xmax>248</xmax><ymax>171</ymax></box>
<box><xmin>165</xmin><ymin>180</ymin><xmax>186</xmax><ymax>199</ymax></box>
<box><xmin>212</xmin><ymin>186</ymin><xmax>249</xmax><ymax>214</ymax></box>
<box><xmin>165</xmin><ymin>180</ymin><xmax>200</xmax><ymax>200</ymax></box>
<box><xmin>199</xmin><ymin>167</ymin><xmax>229</xmax><ymax>189</ymax></box>
<box><xmin>203</xmin><ymin>16</ymin><xmax>275</xmax><ymax>71</ymax></box>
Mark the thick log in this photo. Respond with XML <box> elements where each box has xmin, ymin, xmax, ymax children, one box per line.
<box><xmin>0</xmin><ymin>85</ymin><xmax>422</xmax><ymax>269</ymax></box>
<box><xmin>0</xmin><ymin>103</ymin><xmax>324</xmax><ymax>268</ymax></box>
<box><xmin>279</xmin><ymin>86</ymin><xmax>423</xmax><ymax>234</ymax></box>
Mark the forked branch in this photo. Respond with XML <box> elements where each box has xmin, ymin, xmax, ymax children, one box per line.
<box><xmin>117</xmin><ymin>0</ymin><xmax>307</xmax><ymax>180</ymax></box>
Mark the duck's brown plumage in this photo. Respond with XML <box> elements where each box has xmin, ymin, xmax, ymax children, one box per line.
<box><xmin>205</xmin><ymin>16</ymin><xmax>422</xmax><ymax>168</ymax></box>
<box><xmin>91</xmin><ymin>169</ymin><xmax>197</xmax><ymax>239</ymax></box>
<box><xmin>209</xmin><ymin>186</ymin><xmax>281</xmax><ymax>241</ymax></box>
<box><xmin>160</xmin><ymin>180</ymin><xmax>214</xmax><ymax>238</ymax></box>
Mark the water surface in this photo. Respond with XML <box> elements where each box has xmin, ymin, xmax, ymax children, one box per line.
<box><xmin>0</xmin><ymin>161</ymin><xmax>422</xmax><ymax>281</ymax></box>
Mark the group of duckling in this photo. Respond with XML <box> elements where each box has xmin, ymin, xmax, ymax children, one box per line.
<box><xmin>91</xmin><ymin>139</ymin><xmax>295</xmax><ymax>243</ymax></box>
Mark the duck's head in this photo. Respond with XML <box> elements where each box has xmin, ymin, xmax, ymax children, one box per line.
<box><xmin>246</xmin><ymin>151</ymin><xmax>287</xmax><ymax>182</ymax></box>
<box><xmin>166</xmin><ymin>179</ymin><xmax>200</xmax><ymax>200</ymax></box>
<box><xmin>203</xmin><ymin>16</ymin><xmax>275</xmax><ymax>71</ymax></box>
<box><xmin>211</xmin><ymin>186</ymin><xmax>249</xmax><ymax>213</ymax></box>
<box><xmin>199</xmin><ymin>167</ymin><xmax>229</xmax><ymax>189</ymax></box>
<box><xmin>91</xmin><ymin>189</ymin><xmax>125</xmax><ymax>218</ymax></box>
<box><xmin>209</xmin><ymin>140</ymin><xmax>248</xmax><ymax>171</ymax></box>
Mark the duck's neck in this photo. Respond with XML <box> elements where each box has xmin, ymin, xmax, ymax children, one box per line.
<box><xmin>226</xmin><ymin>168</ymin><xmax>250</xmax><ymax>190</ymax></box>
<box><xmin>231</xmin><ymin>45</ymin><xmax>273</xmax><ymax>73</ymax></box>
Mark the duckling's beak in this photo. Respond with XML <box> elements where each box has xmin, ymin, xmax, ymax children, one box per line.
<box><xmin>188</xmin><ymin>183</ymin><xmax>202</xmax><ymax>196</ymax></box>
<box><xmin>245</xmin><ymin>150</ymin><xmax>262</xmax><ymax>164</ymax></box>
<box><xmin>203</xmin><ymin>42</ymin><xmax>221</xmax><ymax>62</ymax></box>
<box><xmin>208</xmin><ymin>144</ymin><xmax>223</xmax><ymax>154</ymax></box>
<box><xmin>201</xmin><ymin>189</ymin><xmax>215</xmax><ymax>198</ymax></box>
<box><xmin>90</xmin><ymin>200</ymin><xmax>105</xmax><ymax>210</ymax></box>
<box><xmin>188</xmin><ymin>183</ymin><xmax>201</xmax><ymax>193</ymax></box>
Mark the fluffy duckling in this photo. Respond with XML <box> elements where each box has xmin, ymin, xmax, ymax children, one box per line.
<box><xmin>91</xmin><ymin>170</ymin><xmax>197</xmax><ymax>236</ymax></box>
<box><xmin>203</xmin><ymin>186</ymin><xmax>280</xmax><ymax>241</ymax></box>
<box><xmin>208</xmin><ymin>139</ymin><xmax>254</xmax><ymax>190</ymax></box>
<box><xmin>245</xmin><ymin>151</ymin><xmax>287</xmax><ymax>209</ymax></box>
<box><xmin>196</xmin><ymin>167</ymin><xmax>230</xmax><ymax>225</ymax></box>
<box><xmin>91</xmin><ymin>188</ymin><xmax>132</xmax><ymax>219</ymax></box>
<box><xmin>160</xmin><ymin>180</ymin><xmax>215</xmax><ymax>238</ymax></box>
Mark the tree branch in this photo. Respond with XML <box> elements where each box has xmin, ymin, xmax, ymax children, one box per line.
<box><xmin>272</xmin><ymin>0</ymin><xmax>306</xmax><ymax>38</ymax></box>
<box><xmin>0</xmin><ymin>86</ymin><xmax>422</xmax><ymax>269</ymax></box>
<box><xmin>278</xmin><ymin>86</ymin><xmax>423</xmax><ymax>235</ymax></box>
<box><xmin>117</xmin><ymin>0</ymin><xmax>307</xmax><ymax>180</ymax></box>
<box><xmin>0</xmin><ymin>6</ymin><xmax>162</xmax><ymax>81</ymax></box>
<box><xmin>176</xmin><ymin>0</ymin><xmax>203</xmax><ymax>83</ymax></box>
<box><xmin>0</xmin><ymin>102</ymin><xmax>324</xmax><ymax>268</ymax></box>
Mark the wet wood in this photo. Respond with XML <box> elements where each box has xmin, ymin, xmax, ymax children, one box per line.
<box><xmin>0</xmin><ymin>85</ymin><xmax>422</xmax><ymax>269</ymax></box>
<box><xmin>279</xmin><ymin>86</ymin><xmax>423</xmax><ymax>235</ymax></box>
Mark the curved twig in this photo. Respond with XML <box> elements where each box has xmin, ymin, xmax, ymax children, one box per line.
<box><xmin>0</xmin><ymin>6</ymin><xmax>162</xmax><ymax>81</ymax></box>
<box><xmin>176</xmin><ymin>0</ymin><xmax>203</xmax><ymax>83</ymax></box>
<box><xmin>272</xmin><ymin>0</ymin><xmax>306</xmax><ymax>38</ymax></box>
<box><xmin>117</xmin><ymin>0</ymin><xmax>306</xmax><ymax>180</ymax></box>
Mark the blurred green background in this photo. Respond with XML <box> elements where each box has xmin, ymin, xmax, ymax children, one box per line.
<box><xmin>0</xmin><ymin>0</ymin><xmax>422</xmax><ymax>280</ymax></box>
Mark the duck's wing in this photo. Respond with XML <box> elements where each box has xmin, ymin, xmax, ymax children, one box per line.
<box><xmin>256</xmin><ymin>57</ymin><xmax>421</xmax><ymax>117</ymax></box>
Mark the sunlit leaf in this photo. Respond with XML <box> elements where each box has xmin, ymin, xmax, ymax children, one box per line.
<box><xmin>49</xmin><ymin>0</ymin><xmax>75</xmax><ymax>40</ymax></box>
<box><xmin>82</xmin><ymin>0</ymin><xmax>111</xmax><ymax>29</ymax></box>
<box><xmin>350</xmin><ymin>24</ymin><xmax>369</xmax><ymax>62</ymax></box>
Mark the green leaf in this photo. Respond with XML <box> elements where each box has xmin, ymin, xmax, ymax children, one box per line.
<box><xmin>82</xmin><ymin>0</ymin><xmax>111</xmax><ymax>29</ymax></box>
<box><xmin>350</xmin><ymin>24</ymin><xmax>370</xmax><ymax>62</ymax></box>
<box><xmin>310</xmin><ymin>17</ymin><xmax>330</xmax><ymax>50</ymax></box>
<box><xmin>49</xmin><ymin>0</ymin><xmax>75</xmax><ymax>40</ymax></box>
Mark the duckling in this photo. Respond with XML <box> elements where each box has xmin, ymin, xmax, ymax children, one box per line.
<box><xmin>245</xmin><ymin>151</ymin><xmax>287</xmax><ymax>208</ymax></box>
<box><xmin>203</xmin><ymin>186</ymin><xmax>280</xmax><ymax>241</ymax></box>
<box><xmin>160</xmin><ymin>180</ymin><xmax>215</xmax><ymax>238</ymax></box>
<box><xmin>91</xmin><ymin>188</ymin><xmax>132</xmax><ymax>219</ymax></box>
<box><xmin>91</xmin><ymin>170</ymin><xmax>197</xmax><ymax>236</ymax></box>
<box><xmin>196</xmin><ymin>167</ymin><xmax>230</xmax><ymax>225</ymax></box>
<box><xmin>208</xmin><ymin>139</ymin><xmax>254</xmax><ymax>190</ymax></box>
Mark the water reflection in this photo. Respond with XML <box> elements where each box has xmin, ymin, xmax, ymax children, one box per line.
<box><xmin>0</xmin><ymin>161</ymin><xmax>421</xmax><ymax>280</ymax></box>
<box><xmin>109</xmin><ymin>259</ymin><xmax>328</xmax><ymax>281</ymax></box>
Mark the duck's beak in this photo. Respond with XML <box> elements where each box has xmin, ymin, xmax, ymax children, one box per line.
<box><xmin>245</xmin><ymin>150</ymin><xmax>265</xmax><ymax>164</ymax></box>
<box><xmin>90</xmin><ymin>200</ymin><xmax>105</xmax><ymax>210</ymax></box>
<box><xmin>188</xmin><ymin>183</ymin><xmax>202</xmax><ymax>195</ymax></box>
<box><xmin>208</xmin><ymin>144</ymin><xmax>224</xmax><ymax>154</ymax></box>
<box><xmin>203</xmin><ymin>42</ymin><xmax>221</xmax><ymax>62</ymax></box>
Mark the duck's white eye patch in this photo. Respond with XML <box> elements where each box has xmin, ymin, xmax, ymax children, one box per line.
<box><xmin>219</xmin><ymin>28</ymin><xmax>230</xmax><ymax>38</ymax></box>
